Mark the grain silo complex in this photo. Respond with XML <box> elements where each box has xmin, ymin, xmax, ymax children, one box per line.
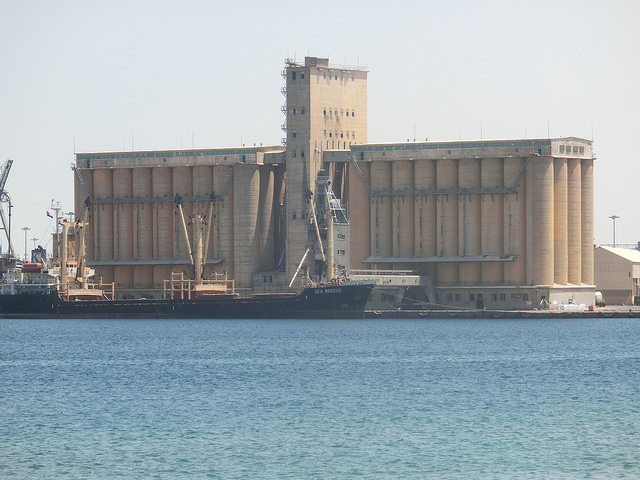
<box><xmin>74</xmin><ymin>56</ymin><xmax>596</xmax><ymax>309</ymax></box>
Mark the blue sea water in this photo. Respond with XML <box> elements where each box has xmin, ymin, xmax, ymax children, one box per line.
<box><xmin>1</xmin><ymin>317</ymin><xmax>639</xmax><ymax>479</ymax></box>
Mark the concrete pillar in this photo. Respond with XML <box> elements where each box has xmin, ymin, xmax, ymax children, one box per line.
<box><xmin>554</xmin><ymin>158</ymin><xmax>569</xmax><ymax>285</ymax></box>
<box><xmin>531</xmin><ymin>157</ymin><xmax>554</xmax><ymax>286</ymax></box>
<box><xmin>458</xmin><ymin>158</ymin><xmax>480</xmax><ymax>285</ymax></box>
<box><xmin>436</xmin><ymin>158</ymin><xmax>458</xmax><ymax>285</ymax></box>
<box><xmin>581</xmin><ymin>158</ymin><xmax>594</xmax><ymax>285</ymax></box>
<box><xmin>567</xmin><ymin>159</ymin><xmax>581</xmax><ymax>284</ymax></box>
<box><xmin>481</xmin><ymin>158</ymin><xmax>504</xmax><ymax>284</ymax></box>
<box><xmin>503</xmin><ymin>157</ymin><xmax>526</xmax><ymax>285</ymax></box>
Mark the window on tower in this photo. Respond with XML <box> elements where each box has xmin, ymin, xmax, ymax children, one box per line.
<box><xmin>292</xmin><ymin>72</ymin><xmax>296</xmax><ymax>80</ymax></box>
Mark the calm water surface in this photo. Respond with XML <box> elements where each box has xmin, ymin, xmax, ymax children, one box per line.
<box><xmin>1</xmin><ymin>317</ymin><xmax>639</xmax><ymax>479</ymax></box>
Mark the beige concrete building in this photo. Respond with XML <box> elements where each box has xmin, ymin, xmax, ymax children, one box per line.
<box><xmin>594</xmin><ymin>246</ymin><xmax>640</xmax><ymax>305</ymax></box>
<box><xmin>73</xmin><ymin>56</ymin><xmax>596</xmax><ymax>308</ymax></box>
<box><xmin>325</xmin><ymin>137</ymin><xmax>595</xmax><ymax>309</ymax></box>
<box><xmin>282</xmin><ymin>57</ymin><xmax>367</xmax><ymax>285</ymax></box>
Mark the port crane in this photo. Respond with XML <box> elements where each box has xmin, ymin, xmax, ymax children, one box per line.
<box><xmin>0</xmin><ymin>159</ymin><xmax>15</xmax><ymax>256</ymax></box>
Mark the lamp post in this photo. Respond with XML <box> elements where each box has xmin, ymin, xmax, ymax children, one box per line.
<box><xmin>609</xmin><ymin>215</ymin><xmax>619</xmax><ymax>247</ymax></box>
<box><xmin>21</xmin><ymin>226</ymin><xmax>30</xmax><ymax>261</ymax></box>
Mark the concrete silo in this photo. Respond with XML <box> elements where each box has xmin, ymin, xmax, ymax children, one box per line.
<box><xmin>392</xmin><ymin>160</ymin><xmax>414</xmax><ymax>264</ymax></box>
<box><xmin>480</xmin><ymin>158</ymin><xmax>503</xmax><ymax>285</ymax></box>
<box><xmin>581</xmin><ymin>158</ymin><xmax>594</xmax><ymax>285</ymax></box>
<box><xmin>530</xmin><ymin>156</ymin><xmax>554</xmax><ymax>286</ymax></box>
<box><xmin>370</xmin><ymin>161</ymin><xmax>392</xmax><ymax>258</ymax></box>
<box><xmin>113</xmin><ymin>168</ymin><xmax>133</xmax><ymax>288</ymax></box>
<box><xmin>553</xmin><ymin>158</ymin><xmax>569</xmax><ymax>285</ymax></box>
<box><xmin>436</xmin><ymin>158</ymin><xmax>458</xmax><ymax>285</ymax></box>
<box><xmin>233</xmin><ymin>163</ymin><xmax>260</xmax><ymax>288</ymax></box>
<box><xmin>458</xmin><ymin>158</ymin><xmax>480</xmax><ymax>285</ymax></box>
<box><xmin>213</xmin><ymin>165</ymin><xmax>234</xmax><ymax>277</ymax></box>
<box><xmin>567</xmin><ymin>158</ymin><xmax>581</xmax><ymax>284</ymax></box>
<box><xmin>152</xmin><ymin>167</ymin><xmax>173</xmax><ymax>286</ymax></box>
<box><xmin>503</xmin><ymin>157</ymin><xmax>526</xmax><ymax>285</ymax></box>
<box><xmin>132</xmin><ymin>168</ymin><xmax>152</xmax><ymax>288</ymax></box>
<box><xmin>259</xmin><ymin>168</ymin><xmax>275</xmax><ymax>271</ymax></box>
<box><xmin>92</xmin><ymin>169</ymin><xmax>113</xmax><ymax>283</ymax></box>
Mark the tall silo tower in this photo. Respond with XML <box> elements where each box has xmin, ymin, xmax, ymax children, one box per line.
<box><xmin>283</xmin><ymin>57</ymin><xmax>367</xmax><ymax>287</ymax></box>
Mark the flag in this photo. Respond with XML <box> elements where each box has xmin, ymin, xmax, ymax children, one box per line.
<box><xmin>46</xmin><ymin>211</ymin><xmax>53</xmax><ymax>218</ymax></box>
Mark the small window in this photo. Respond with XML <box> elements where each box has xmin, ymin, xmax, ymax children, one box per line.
<box><xmin>335</xmin><ymin>75</ymin><xmax>338</xmax><ymax>80</ymax></box>
<box><xmin>491</xmin><ymin>293</ymin><xmax>497</xmax><ymax>302</ymax></box>
<box><xmin>292</xmin><ymin>107</ymin><xmax>297</xmax><ymax>115</ymax></box>
<box><xmin>301</xmin><ymin>150</ymin><xmax>305</xmax><ymax>158</ymax></box>
<box><xmin>301</xmin><ymin>72</ymin><xmax>305</xmax><ymax>80</ymax></box>
<box><xmin>337</xmin><ymin>249</ymin><xmax>345</xmax><ymax>255</ymax></box>
<box><xmin>346</xmin><ymin>111</ymin><xmax>349</xmax><ymax>117</ymax></box>
<box><xmin>329</xmin><ymin>132</ymin><xmax>332</xmax><ymax>138</ymax></box>
<box><xmin>559</xmin><ymin>145</ymin><xmax>565</xmax><ymax>153</ymax></box>
<box><xmin>573</xmin><ymin>146</ymin><xmax>578</xmax><ymax>153</ymax></box>
<box><xmin>579</xmin><ymin>146</ymin><xmax>584</xmax><ymax>154</ymax></box>
<box><xmin>469</xmin><ymin>293</ymin><xmax>475</xmax><ymax>301</ymax></box>
<box><xmin>291</xmin><ymin>150</ymin><xmax>297</xmax><ymax>158</ymax></box>
<box><xmin>292</xmin><ymin>129</ymin><xmax>297</xmax><ymax>138</ymax></box>
<box><xmin>292</xmin><ymin>72</ymin><xmax>296</xmax><ymax>80</ymax></box>
<box><xmin>301</xmin><ymin>107</ymin><xmax>305</xmax><ymax>115</ymax></box>
<box><xmin>337</xmin><ymin>233</ymin><xmax>346</xmax><ymax>239</ymax></box>
<box><xmin>292</xmin><ymin>213</ymin><xmax>297</xmax><ymax>219</ymax></box>
<box><xmin>446</xmin><ymin>293</ymin><xmax>453</xmax><ymax>301</ymax></box>
<box><xmin>340</xmin><ymin>133</ymin><xmax>344</xmax><ymax>138</ymax></box>
<box><xmin>455</xmin><ymin>293</ymin><xmax>461</xmax><ymax>301</ymax></box>
<box><xmin>351</xmin><ymin>110</ymin><xmax>355</xmax><ymax>116</ymax></box>
<box><xmin>323</xmin><ymin>130</ymin><xmax>327</xmax><ymax>138</ymax></box>
<box><xmin>500</xmin><ymin>293</ymin><xmax>506</xmax><ymax>301</ymax></box>
<box><xmin>323</xmin><ymin>108</ymin><xmax>327</xmax><ymax>115</ymax></box>
<box><xmin>523</xmin><ymin>293</ymin><xmax>529</xmax><ymax>301</ymax></box>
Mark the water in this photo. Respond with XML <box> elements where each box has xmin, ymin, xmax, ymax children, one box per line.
<box><xmin>1</xmin><ymin>317</ymin><xmax>639</xmax><ymax>479</ymax></box>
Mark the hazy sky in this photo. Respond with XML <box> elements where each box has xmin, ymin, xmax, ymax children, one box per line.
<box><xmin>1</xmin><ymin>0</ymin><xmax>638</xmax><ymax>258</ymax></box>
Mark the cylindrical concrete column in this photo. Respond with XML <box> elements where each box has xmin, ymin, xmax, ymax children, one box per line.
<box><xmin>213</xmin><ymin>165</ymin><xmax>234</xmax><ymax>276</ymax></box>
<box><xmin>531</xmin><ymin>157</ymin><xmax>554</xmax><ymax>286</ymax></box>
<box><xmin>458</xmin><ymin>158</ymin><xmax>480</xmax><ymax>285</ymax></box>
<box><xmin>392</xmin><ymin>160</ymin><xmax>414</xmax><ymax>262</ymax></box>
<box><xmin>93</xmin><ymin>169</ymin><xmax>113</xmax><ymax>261</ymax></box>
<box><xmin>554</xmin><ymin>158</ymin><xmax>569</xmax><ymax>285</ymax></box>
<box><xmin>481</xmin><ymin>158</ymin><xmax>504</xmax><ymax>285</ymax></box>
<box><xmin>112</xmin><ymin>169</ymin><xmax>133</xmax><ymax>262</ymax></box>
<box><xmin>503</xmin><ymin>158</ymin><xmax>526</xmax><ymax>285</ymax></box>
<box><xmin>132</xmin><ymin>168</ymin><xmax>152</xmax><ymax>261</ymax></box>
<box><xmin>414</xmin><ymin>159</ymin><xmax>437</xmax><ymax>279</ymax></box>
<box><xmin>259</xmin><ymin>168</ymin><xmax>275</xmax><ymax>271</ymax></box>
<box><xmin>436</xmin><ymin>158</ymin><xmax>458</xmax><ymax>285</ymax></box>
<box><xmin>173</xmin><ymin>166</ymin><xmax>193</xmax><ymax>261</ymax></box>
<box><xmin>567</xmin><ymin>159</ymin><xmax>582</xmax><ymax>284</ymax></box>
<box><xmin>233</xmin><ymin>164</ymin><xmax>260</xmax><ymax>288</ymax></box>
<box><xmin>349</xmin><ymin>161</ymin><xmax>370</xmax><ymax>270</ymax></box>
<box><xmin>112</xmin><ymin>169</ymin><xmax>133</xmax><ymax>290</ymax></box>
<box><xmin>193</xmin><ymin>165</ymin><xmax>213</xmax><ymax>271</ymax></box>
<box><xmin>370</xmin><ymin>161</ymin><xmax>392</xmax><ymax>258</ymax></box>
<box><xmin>581</xmin><ymin>158</ymin><xmax>594</xmax><ymax>285</ymax></box>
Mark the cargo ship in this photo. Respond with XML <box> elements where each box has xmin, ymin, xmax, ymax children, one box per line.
<box><xmin>0</xmin><ymin>260</ymin><xmax>374</xmax><ymax>319</ymax></box>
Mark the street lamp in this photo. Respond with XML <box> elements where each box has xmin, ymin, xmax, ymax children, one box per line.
<box><xmin>21</xmin><ymin>226</ymin><xmax>31</xmax><ymax>261</ymax></box>
<box><xmin>609</xmin><ymin>215</ymin><xmax>619</xmax><ymax>247</ymax></box>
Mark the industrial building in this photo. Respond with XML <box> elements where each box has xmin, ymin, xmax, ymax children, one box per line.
<box><xmin>594</xmin><ymin>246</ymin><xmax>640</xmax><ymax>305</ymax></box>
<box><xmin>74</xmin><ymin>56</ymin><xmax>596</xmax><ymax>308</ymax></box>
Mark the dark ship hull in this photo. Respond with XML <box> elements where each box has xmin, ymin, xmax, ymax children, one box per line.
<box><xmin>0</xmin><ymin>283</ymin><xmax>374</xmax><ymax>319</ymax></box>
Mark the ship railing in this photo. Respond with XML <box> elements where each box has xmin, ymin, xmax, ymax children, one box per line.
<box><xmin>163</xmin><ymin>272</ymin><xmax>235</xmax><ymax>300</ymax></box>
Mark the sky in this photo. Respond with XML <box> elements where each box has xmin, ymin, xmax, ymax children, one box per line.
<box><xmin>1</xmin><ymin>0</ymin><xmax>639</xmax><ymax>259</ymax></box>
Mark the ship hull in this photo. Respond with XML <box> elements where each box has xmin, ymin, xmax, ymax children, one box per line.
<box><xmin>0</xmin><ymin>284</ymin><xmax>374</xmax><ymax>319</ymax></box>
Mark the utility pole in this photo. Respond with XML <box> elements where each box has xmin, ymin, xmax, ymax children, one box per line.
<box><xmin>609</xmin><ymin>215</ymin><xmax>619</xmax><ymax>247</ymax></box>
